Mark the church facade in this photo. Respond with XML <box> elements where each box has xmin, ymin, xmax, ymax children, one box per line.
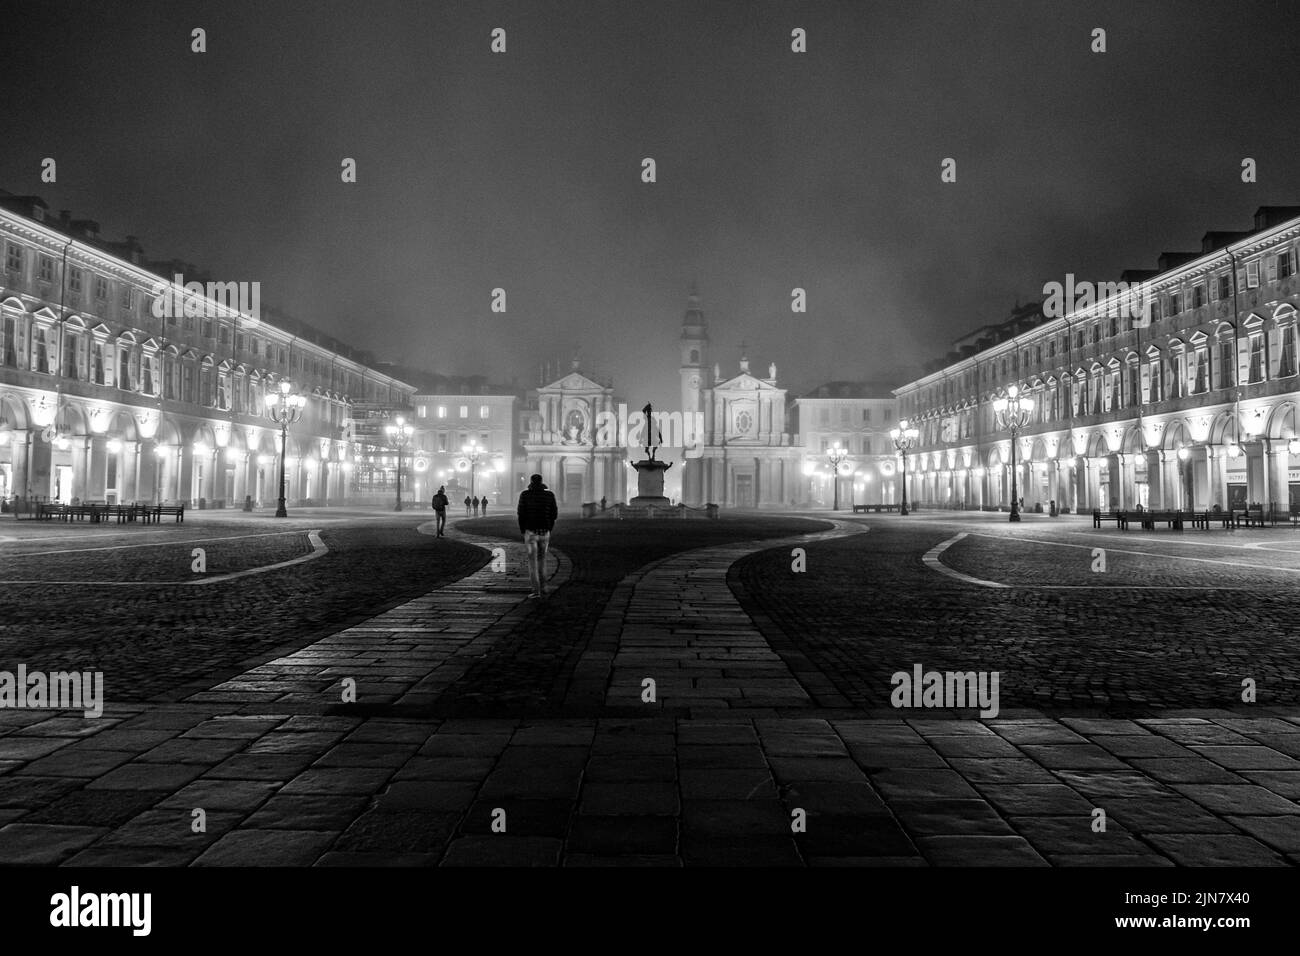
<box><xmin>522</xmin><ymin>290</ymin><xmax>812</xmax><ymax>509</ymax></box>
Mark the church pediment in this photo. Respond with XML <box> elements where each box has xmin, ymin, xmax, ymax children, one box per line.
<box><xmin>714</xmin><ymin>373</ymin><xmax>779</xmax><ymax>393</ymax></box>
<box><xmin>543</xmin><ymin>372</ymin><xmax>606</xmax><ymax>394</ymax></box>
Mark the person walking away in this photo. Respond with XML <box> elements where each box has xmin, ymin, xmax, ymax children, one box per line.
<box><xmin>464</xmin><ymin>495</ymin><xmax>471</xmax><ymax>516</ymax></box>
<box><xmin>481</xmin><ymin>497</ymin><xmax>488</xmax><ymax>516</ymax></box>
<box><xmin>517</xmin><ymin>473</ymin><xmax>557</xmax><ymax>598</ymax></box>
<box><xmin>431</xmin><ymin>485</ymin><xmax>449</xmax><ymax>536</ymax></box>
<box><xmin>472</xmin><ymin>495</ymin><xmax>480</xmax><ymax>516</ymax></box>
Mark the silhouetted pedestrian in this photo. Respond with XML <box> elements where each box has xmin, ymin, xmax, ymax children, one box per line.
<box><xmin>431</xmin><ymin>485</ymin><xmax>449</xmax><ymax>536</ymax></box>
<box><xmin>518</xmin><ymin>474</ymin><xmax>557</xmax><ymax>599</ymax></box>
<box><xmin>464</xmin><ymin>495</ymin><xmax>471</xmax><ymax>516</ymax></box>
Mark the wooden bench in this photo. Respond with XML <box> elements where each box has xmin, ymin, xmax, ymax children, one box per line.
<box><xmin>153</xmin><ymin>503</ymin><xmax>185</xmax><ymax>523</ymax></box>
<box><xmin>1092</xmin><ymin>510</ymin><xmax>1129</xmax><ymax>530</ymax></box>
<box><xmin>1233</xmin><ymin>509</ymin><xmax>1270</xmax><ymax>528</ymax></box>
<box><xmin>852</xmin><ymin>504</ymin><xmax>901</xmax><ymax>513</ymax></box>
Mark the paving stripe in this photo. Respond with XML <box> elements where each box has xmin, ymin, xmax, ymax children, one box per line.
<box><xmin>566</xmin><ymin>518</ymin><xmax>867</xmax><ymax>713</ymax></box>
<box><xmin>922</xmin><ymin>532</ymin><xmax>1009</xmax><ymax>589</ymax></box>
<box><xmin>0</xmin><ymin>530</ymin><xmax>328</xmax><ymax>585</ymax></box>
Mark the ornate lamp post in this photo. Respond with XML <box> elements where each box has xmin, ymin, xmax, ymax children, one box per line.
<box><xmin>890</xmin><ymin>419</ymin><xmax>920</xmax><ymax>516</ymax></box>
<box><xmin>826</xmin><ymin>442</ymin><xmax>849</xmax><ymax>511</ymax></box>
<box><xmin>992</xmin><ymin>385</ymin><xmax>1034</xmax><ymax>523</ymax></box>
<box><xmin>384</xmin><ymin>415</ymin><xmax>414</xmax><ymax>512</ymax></box>
<box><xmin>264</xmin><ymin>380</ymin><xmax>305</xmax><ymax>518</ymax></box>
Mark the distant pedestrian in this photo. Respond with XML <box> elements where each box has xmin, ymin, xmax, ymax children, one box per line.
<box><xmin>600</xmin><ymin>496</ymin><xmax>606</xmax><ymax>511</ymax></box>
<box><xmin>518</xmin><ymin>473</ymin><xmax>557</xmax><ymax>599</ymax></box>
<box><xmin>481</xmin><ymin>497</ymin><xmax>488</xmax><ymax>516</ymax></box>
<box><xmin>431</xmin><ymin>485</ymin><xmax>449</xmax><ymax>536</ymax></box>
<box><xmin>472</xmin><ymin>495</ymin><xmax>480</xmax><ymax>516</ymax></box>
<box><xmin>464</xmin><ymin>495</ymin><xmax>471</xmax><ymax>516</ymax></box>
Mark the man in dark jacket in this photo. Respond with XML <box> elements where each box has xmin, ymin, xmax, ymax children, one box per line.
<box><xmin>517</xmin><ymin>473</ymin><xmax>557</xmax><ymax>598</ymax></box>
<box><xmin>431</xmin><ymin>485</ymin><xmax>449</xmax><ymax>537</ymax></box>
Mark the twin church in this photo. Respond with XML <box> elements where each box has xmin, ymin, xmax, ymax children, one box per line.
<box><xmin>519</xmin><ymin>288</ymin><xmax>813</xmax><ymax>509</ymax></box>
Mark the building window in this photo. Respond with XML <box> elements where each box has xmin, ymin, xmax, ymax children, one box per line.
<box><xmin>1248</xmin><ymin>332</ymin><xmax>1265</xmax><ymax>383</ymax></box>
<box><xmin>437</xmin><ymin>432</ymin><xmax>448</xmax><ymax>452</ymax></box>
<box><xmin>69</xmin><ymin>268</ymin><xmax>82</xmax><ymax>294</ymax></box>
<box><xmin>1246</xmin><ymin>260</ymin><xmax>1260</xmax><ymax>289</ymax></box>
<box><xmin>119</xmin><ymin>346</ymin><xmax>132</xmax><ymax>391</ymax></box>
<box><xmin>219</xmin><ymin>326</ymin><xmax>230</xmax><ymax>345</ymax></box>
<box><xmin>862</xmin><ymin>408</ymin><xmax>872</xmax><ymax>424</ymax></box>
<box><xmin>94</xmin><ymin>275</ymin><xmax>108</xmax><ymax>300</ymax></box>
<box><xmin>38</xmin><ymin>255</ymin><xmax>53</xmax><ymax>283</ymax></box>
<box><xmin>1168</xmin><ymin>292</ymin><xmax>1181</xmax><ymax>314</ymax></box>
<box><xmin>838</xmin><ymin>406</ymin><xmax>849</xmax><ymax>425</ymax></box>
<box><xmin>459</xmin><ymin>405</ymin><xmax>469</xmax><ymax>418</ymax></box>
<box><xmin>6</xmin><ymin>243</ymin><xmax>23</xmax><ymax>274</ymax></box>
<box><xmin>480</xmin><ymin>405</ymin><xmax>490</xmax><ymax>419</ymax></box>
<box><xmin>1216</xmin><ymin>274</ymin><xmax>1230</xmax><ymax>300</ymax></box>
<box><xmin>1280</xmin><ymin>250</ymin><xmax>1296</xmax><ymax>279</ymax></box>
<box><xmin>121</xmin><ymin>284</ymin><xmax>133</xmax><ymax>309</ymax></box>
<box><xmin>1192</xmin><ymin>284</ymin><xmax>1206</xmax><ymax>308</ymax></box>
<box><xmin>1278</xmin><ymin>327</ymin><xmax>1297</xmax><ymax>378</ymax></box>
<box><xmin>437</xmin><ymin>405</ymin><xmax>447</xmax><ymax>418</ymax></box>
<box><xmin>418</xmin><ymin>405</ymin><xmax>427</xmax><ymax>418</ymax></box>
<box><xmin>1191</xmin><ymin>346</ymin><xmax>1208</xmax><ymax>394</ymax></box>
<box><xmin>1217</xmin><ymin>339</ymin><xmax>1234</xmax><ymax>389</ymax></box>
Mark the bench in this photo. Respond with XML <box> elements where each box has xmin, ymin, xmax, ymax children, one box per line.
<box><xmin>1093</xmin><ymin>509</ymin><xmax>1225</xmax><ymax>531</ymax></box>
<box><xmin>1092</xmin><ymin>510</ymin><xmax>1129</xmax><ymax>530</ymax></box>
<box><xmin>153</xmin><ymin>503</ymin><xmax>185</xmax><ymax>523</ymax></box>
<box><xmin>1232</xmin><ymin>509</ymin><xmax>1270</xmax><ymax>529</ymax></box>
<box><xmin>852</xmin><ymin>504</ymin><xmax>901</xmax><ymax>513</ymax></box>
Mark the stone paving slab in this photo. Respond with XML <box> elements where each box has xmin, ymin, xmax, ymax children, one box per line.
<box><xmin>1</xmin><ymin>516</ymin><xmax>1298</xmax><ymax>865</ymax></box>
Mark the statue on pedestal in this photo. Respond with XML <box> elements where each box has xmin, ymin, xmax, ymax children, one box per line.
<box><xmin>631</xmin><ymin>402</ymin><xmax>672</xmax><ymax>508</ymax></box>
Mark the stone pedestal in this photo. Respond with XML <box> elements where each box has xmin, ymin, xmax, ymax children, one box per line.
<box><xmin>630</xmin><ymin>459</ymin><xmax>672</xmax><ymax>508</ymax></box>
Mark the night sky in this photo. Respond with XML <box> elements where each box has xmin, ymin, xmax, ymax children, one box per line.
<box><xmin>5</xmin><ymin>0</ymin><xmax>1298</xmax><ymax>411</ymax></box>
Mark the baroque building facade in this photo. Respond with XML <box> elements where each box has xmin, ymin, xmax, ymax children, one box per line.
<box><xmin>0</xmin><ymin>191</ymin><xmax>412</xmax><ymax>509</ymax></box>
<box><xmin>895</xmin><ymin>206</ymin><xmax>1300</xmax><ymax>515</ymax></box>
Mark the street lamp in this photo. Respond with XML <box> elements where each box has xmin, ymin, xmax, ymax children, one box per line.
<box><xmin>889</xmin><ymin>419</ymin><xmax>920</xmax><ymax>516</ymax></box>
<box><xmin>992</xmin><ymin>385</ymin><xmax>1034</xmax><ymax>522</ymax></box>
<box><xmin>264</xmin><ymin>380</ymin><xmax>306</xmax><ymax>518</ymax></box>
<box><xmin>826</xmin><ymin>442</ymin><xmax>849</xmax><ymax>511</ymax></box>
<box><xmin>384</xmin><ymin>415</ymin><xmax>414</xmax><ymax>512</ymax></box>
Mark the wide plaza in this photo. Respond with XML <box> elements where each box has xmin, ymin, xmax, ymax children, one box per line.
<box><xmin>0</xmin><ymin>507</ymin><xmax>1296</xmax><ymax>866</ymax></box>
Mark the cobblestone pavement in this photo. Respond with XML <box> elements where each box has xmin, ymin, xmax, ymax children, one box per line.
<box><xmin>0</xmin><ymin>509</ymin><xmax>489</xmax><ymax>702</ymax></box>
<box><xmin>0</xmin><ymin>509</ymin><xmax>1297</xmax><ymax>866</ymax></box>
<box><xmin>732</xmin><ymin>512</ymin><xmax>1300</xmax><ymax>710</ymax></box>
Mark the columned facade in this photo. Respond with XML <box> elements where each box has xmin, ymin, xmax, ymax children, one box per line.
<box><xmin>897</xmin><ymin>207</ymin><xmax>1300</xmax><ymax>516</ymax></box>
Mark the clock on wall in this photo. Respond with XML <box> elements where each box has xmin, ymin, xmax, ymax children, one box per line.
<box><xmin>688</xmin><ymin>374</ymin><xmax>699</xmax><ymax>388</ymax></box>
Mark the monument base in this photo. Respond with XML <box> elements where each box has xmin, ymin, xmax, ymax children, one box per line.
<box><xmin>628</xmin><ymin>495</ymin><xmax>671</xmax><ymax>508</ymax></box>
